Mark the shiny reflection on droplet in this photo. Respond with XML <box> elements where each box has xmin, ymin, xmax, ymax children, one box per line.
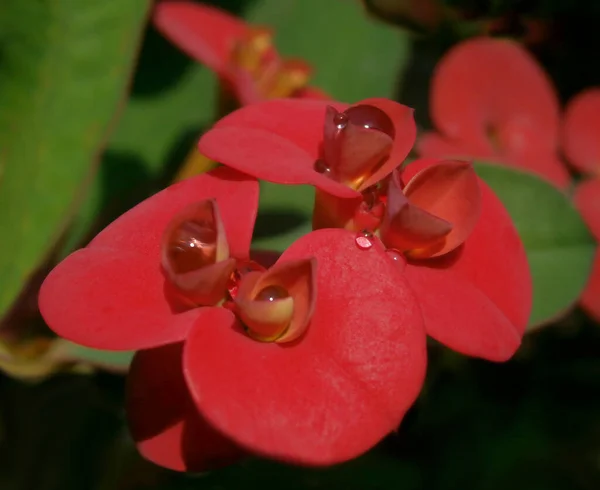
<box><xmin>255</xmin><ymin>285</ymin><xmax>290</xmax><ymax>302</ymax></box>
<box><xmin>385</xmin><ymin>249</ymin><xmax>404</xmax><ymax>262</ymax></box>
<box><xmin>344</xmin><ymin>105</ymin><xmax>395</xmax><ymax>139</ymax></box>
<box><xmin>314</xmin><ymin>158</ymin><xmax>331</xmax><ymax>175</ymax></box>
<box><xmin>162</xmin><ymin>209</ymin><xmax>218</xmax><ymax>275</ymax></box>
<box><xmin>355</xmin><ymin>230</ymin><xmax>374</xmax><ymax>250</ymax></box>
<box><xmin>333</xmin><ymin>112</ymin><xmax>348</xmax><ymax>129</ymax></box>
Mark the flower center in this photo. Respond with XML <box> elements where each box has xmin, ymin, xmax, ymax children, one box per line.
<box><xmin>315</xmin><ymin>104</ymin><xmax>395</xmax><ymax>190</ymax></box>
<box><xmin>230</xmin><ymin>28</ymin><xmax>311</xmax><ymax>100</ymax></box>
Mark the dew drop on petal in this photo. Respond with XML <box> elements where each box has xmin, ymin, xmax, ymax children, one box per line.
<box><xmin>314</xmin><ymin>158</ymin><xmax>331</xmax><ymax>175</ymax></box>
<box><xmin>333</xmin><ymin>112</ymin><xmax>348</xmax><ymax>129</ymax></box>
<box><xmin>255</xmin><ymin>285</ymin><xmax>290</xmax><ymax>302</ymax></box>
<box><xmin>355</xmin><ymin>230</ymin><xmax>374</xmax><ymax>250</ymax></box>
<box><xmin>162</xmin><ymin>214</ymin><xmax>217</xmax><ymax>275</ymax></box>
<box><xmin>344</xmin><ymin>105</ymin><xmax>395</xmax><ymax>139</ymax></box>
<box><xmin>386</xmin><ymin>249</ymin><xmax>404</xmax><ymax>262</ymax></box>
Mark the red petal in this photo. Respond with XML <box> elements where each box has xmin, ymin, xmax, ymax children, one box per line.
<box><xmin>183</xmin><ymin>229</ymin><xmax>426</xmax><ymax>465</ymax></box>
<box><xmin>90</xmin><ymin>167</ymin><xmax>258</xmax><ymax>260</ymax></box>
<box><xmin>381</xmin><ymin>171</ymin><xmax>453</xmax><ymax>255</ymax></box>
<box><xmin>563</xmin><ymin>89</ymin><xmax>600</xmax><ymax>175</ymax></box>
<box><xmin>418</xmin><ymin>131</ymin><xmax>494</xmax><ymax>160</ymax></box>
<box><xmin>404</xmin><ymin>181</ymin><xmax>531</xmax><ymax>361</ymax></box>
<box><xmin>357</xmin><ymin>98</ymin><xmax>417</xmax><ymax>189</ymax></box>
<box><xmin>199</xmin><ymin>127</ymin><xmax>358</xmax><ymax>198</ymax></box>
<box><xmin>199</xmin><ymin>99</ymin><xmax>368</xmax><ymax>197</ymax></box>
<box><xmin>574</xmin><ymin>179</ymin><xmax>600</xmax><ymax>321</ymax></box>
<box><xmin>430</xmin><ymin>38</ymin><xmax>559</xmax><ymax>151</ymax></box>
<box><xmin>418</xmin><ymin>133</ymin><xmax>570</xmax><ymax>189</ymax></box>
<box><xmin>403</xmin><ymin>160</ymin><xmax>481</xmax><ymax>256</ymax></box>
<box><xmin>127</xmin><ymin>342</ymin><xmax>243</xmax><ymax>472</ymax></box>
<box><xmin>39</xmin><ymin>248</ymin><xmax>202</xmax><ymax>350</ymax></box>
<box><xmin>423</xmin><ymin>38</ymin><xmax>568</xmax><ymax>188</ymax></box>
<box><xmin>39</xmin><ymin>168</ymin><xmax>257</xmax><ymax>350</ymax></box>
<box><xmin>210</xmin><ymin>98</ymin><xmax>347</xmax><ymax>158</ymax></box>
<box><xmin>153</xmin><ymin>1</ymin><xmax>247</xmax><ymax>75</ymax></box>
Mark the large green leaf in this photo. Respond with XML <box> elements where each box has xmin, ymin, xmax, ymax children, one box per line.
<box><xmin>475</xmin><ymin>163</ymin><xmax>595</xmax><ymax>328</ymax></box>
<box><xmin>60</xmin><ymin>28</ymin><xmax>218</xmax><ymax>257</ymax></box>
<box><xmin>247</xmin><ymin>0</ymin><xmax>412</xmax><ymax>101</ymax></box>
<box><xmin>0</xmin><ymin>0</ymin><xmax>151</xmax><ymax>317</ymax></box>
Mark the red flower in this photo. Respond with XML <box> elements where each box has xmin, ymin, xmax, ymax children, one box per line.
<box><xmin>198</xmin><ymin>98</ymin><xmax>532</xmax><ymax>360</ymax></box>
<box><xmin>563</xmin><ymin>89</ymin><xmax>600</xmax><ymax>178</ymax></box>
<box><xmin>39</xmin><ymin>167</ymin><xmax>426</xmax><ymax>470</ymax></box>
<box><xmin>563</xmin><ymin>89</ymin><xmax>600</xmax><ymax>321</ymax></box>
<box><xmin>417</xmin><ymin>38</ymin><xmax>570</xmax><ymax>189</ymax></box>
<box><xmin>153</xmin><ymin>1</ymin><xmax>327</xmax><ymax>105</ymax></box>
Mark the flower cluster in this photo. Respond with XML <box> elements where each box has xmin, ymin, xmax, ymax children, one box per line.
<box><xmin>417</xmin><ymin>37</ymin><xmax>599</xmax><ymax>321</ymax></box>
<box><xmin>39</xmin><ymin>95</ymin><xmax>531</xmax><ymax>471</ymax></box>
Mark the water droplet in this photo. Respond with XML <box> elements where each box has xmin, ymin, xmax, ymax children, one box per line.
<box><xmin>386</xmin><ymin>249</ymin><xmax>404</xmax><ymax>262</ymax></box>
<box><xmin>355</xmin><ymin>230</ymin><xmax>374</xmax><ymax>250</ymax></box>
<box><xmin>333</xmin><ymin>112</ymin><xmax>348</xmax><ymax>129</ymax></box>
<box><xmin>162</xmin><ymin>202</ymin><xmax>218</xmax><ymax>276</ymax></box>
<box><xmin>314</xmin><ymin>159</ymin><xmax>331</xmax><ymax>175</ymax></box>
<box><xmin>227</xmin><ymin>260</ymin><xmax>265</xmax><ymax>299</ymax></box>
<box><xmin>344</xmin><ymin>105</ymin><xmax>395</xmax><ymax>139</ymax></box>
<box><xmin>255</xmin><ymin>285</ymin><xmax>290</xmax><ymax>302</ymax></box>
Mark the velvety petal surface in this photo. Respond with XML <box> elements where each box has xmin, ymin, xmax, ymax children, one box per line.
<box><xmin>39</xmin><ymin>168</ymin><xmax>258</xmax><ymax>350</ymax></box>
<box><xmin>210</xmin><ymin>98</ymin><xmax>346</xmax><ymax>158</ymax></box>
<box><xmin>183</xmin><ymin>229</ymin><xmax>426</xmax><ymax>465</ymax></box>
<box><xmin>563</xmin><ymin>89</ymin><xmax>600</xmax><ymax>175</ymax></box>
<box><xmin>402</xmin><ymin>160</ymin><xmax>531</xmax><ymax>360</ymax></box>
<box><xmin>199</xmin><ymin>127</ymin><xmax>358</xmax><ymax>198</ymax></box>
<box><xmin>418</xmin><ymin>132</ymin><xmax>570</xmax><ymax>189</ymax></box>
<box><xmin>39</xmin><ymin>248</ymin><xmax>202</xmax><ymax>350</ymax></box>
<box><xmin>90</xmin><ymin>167</ymin><xmax>258</xmax><ymax>260</ymax></box>
<box><xmin>574</xmin><ymin>179</ymin><xmax>600</xmax><ymax>320</ymax></box>
<box><xmin>127</xmin><ymin>342</ymin><xmax>243</xmax><ymax>472</ymax></box>
<box><xmin>199</xmin><ymin>98</ymin><xmax>416</xmax><ymax>197</ymax></box>
<box><xmin>153</xmin><ymin>1</ymin><xmax>247</xmax><ymax>75</ymax></box>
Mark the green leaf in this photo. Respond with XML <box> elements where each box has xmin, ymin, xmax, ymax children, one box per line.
<box><xmin>246</xmin><ymin>0</ymin><xmax>412</xmax><ymax>101</ymax></box>
<box><xmin>53</xmin><ymin>341</ymin><xmax>133</xmax><ymax>373</ymax></box>
<box><xmin>60</xmin><ymin>28</ymin><xmax>219</xmax><ymax>258</ymax></box>
<box><xmin>251</xmin><ymin>181</ymin><xmax>314</xmax><ymax>252</ymax></box>
<box><xmin>475</xmin><ymin>162</ymin><xmax>595</xmax><ymax>328</ymax></box>
<box><xmin>0</xmin><ymin>0</ymin><xmax>151</xmax><ymax>317</ymax></box>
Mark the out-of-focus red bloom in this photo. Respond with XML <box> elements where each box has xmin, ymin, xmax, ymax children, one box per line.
<box><xmin>39</xmin><ymin>167</ymin><xmax>426</xmax><ymax>470</ymax></box>
<box><xmin>198</xmin><ymin>98</ymin><xmax>532</xmax><ymax>361</ymax></box>
<box><xmin>153</xmin><ymin>1</ymin><xmax>327</xmax><ymax>105</ymax></box>
<box><xmin>563</xmin><ymin>89</ymin><xmax>600</xmax><ymax>321</ymax></box>
<box><xmin>417</xmin><ymin>38</ymin><xmax>570</xmax><ymax>189</ymax></box>
<box><xmin>563</xmin><ymin>89</ymin><xmax>600</xmax><ymax>177</ymax></box>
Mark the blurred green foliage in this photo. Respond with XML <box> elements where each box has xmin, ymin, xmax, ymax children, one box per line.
<box><xmin>0</xmin><ymin>0</ymin><xmax>151</xmax><ymax>319</ymax></box>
